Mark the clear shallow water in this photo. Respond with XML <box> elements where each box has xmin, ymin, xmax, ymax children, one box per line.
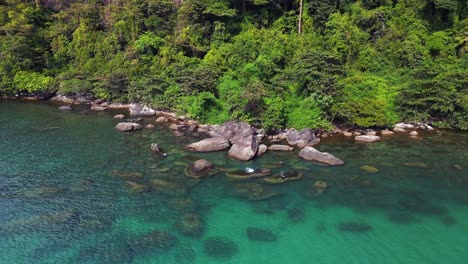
<box><xmin>0</xmin><ymin>100</ymin><xmax>467</xmax><ymax>264</ymax></box>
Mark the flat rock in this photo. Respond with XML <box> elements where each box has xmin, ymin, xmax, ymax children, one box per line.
<box><xmin>355</xmin><ymin>135</ymin><xmax>381</xmax><ymax>143</ymax></box>
<box><xmin>343</xmin><ymin>131</ymin><xmax>353</xmax><ymax>137</ymax></box>
<box><xmin>298</xmin><ymin>147</ymin><xmax>344</xmax><ymax>166</ymax></box>
<box><xmin>185</xmin><ymin>138</ymin><xmax>230</xmax><ymax>152</ymax></box>
<box><xmin>114</xmin><ymin>114</ymin><xmax>125</xmax><ymax>119</ymax></box>
<box><xmin>58</xmin><ymin>105</ymin><xmax>72</xmax><ymax>111</ymax></box>
<box><xmin>91</xmin><ymin>105</ymin><xmax>107</xmax><ymax>111</ymax></box>
<box><xmin>115</xmin><ymin>122</ymin><xmax>142</xmax><ymax>131</ymax></box>
<box><xmin>268</xmin><ymin>145</ymin><xmax>294</xmax><ymax>151</ymax></box>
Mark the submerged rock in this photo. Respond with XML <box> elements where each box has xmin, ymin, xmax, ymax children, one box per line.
<box><xmin>128</xmin><ymin>230</ymin><xmax>177</xmax><ymax>253</ymax></box>
<box><xmin>260</xmin><ymin>171</ymin><xmax>304</xmax><ymax>184</ymax></box>
<box><xmin>175</xmin><ymin>213</ymin><xmax>204</xmax><ymax>237</ymax></box>
<box><xmin>203</xmin><ymin>236</ymin><xmax>239</xmax><ymax>259</ymax></box>
<box><xmin>233</xmin><ymin>183</ymin><xmax>278</xmax><ymax>200</ymax></box>
<box><xmin>403</xmin><ymin>162</ymin><xmax>428</xmax><ymax>168</ymax></box>
<box><xmin>287</xmin><ymin>207</ymin><xmax>306</xmax><ymax>223</ymax></box>
<box><xmin>246</xmin><ymin>227</ymin><xmax>278</xmax><ymax>242</ymax></box>
<box><xmin>186</xmin><ymin>159</ymin><xmax>214</xmax><ymax>178</ymax></box>
<box><xmin>355</xmin><ymin>135</ymin><xmax>381</xmax><ymax>143</ymax></box>
<box><xmin>309</xmin><ymin>180</ymin><xmax>328</xmax><ymax>197</ymax></box>
<box><xmin>338</xmin><ymin>222</ymin><xmax>373</xmax><ymax>232</ymax></box>
<box><xmin>185</xmin><ymin>138</ymin><xmax>230</xmax><ymax>152</ymax></box>
<box><xmin>126</xmin><ymin>181</ymin><xmax>147</xmax><ymax>193</ymax></box>
<box><xmin>150</xmin><ymin>143</ymin><xmax>167</xmax><ymax>157</ymax></box>
<box><xmin>298</xmin><ymin>147</ymin><xmax>344</xmax><ymax>165</ymax></box>
<box><xmin>111</xmin><ymin>170</ymin><xmax>143</xmax><ymax>178</ymax></box>
<box><xmin>151</xmin><ymin>179</ymin><xmax>187</xmax><ymax>196</ymax></box>
<box><xmin>361</xmin><ymin>165</ymin><xmax>379</xmax><ymax>173</ymax></box>
<box><xmin>115</xmin><ymin>122</ymin><xmax>142</xmax><ymax>131</ymax></box>
<box><xmin>226</xmin><ymin>168</ymin><xmax>271</xmax><ymax>181</ymax></box>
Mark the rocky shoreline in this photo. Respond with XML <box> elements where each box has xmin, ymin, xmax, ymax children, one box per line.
<box><xmin>2</xmin><ymin>93</ymin><xmax>438</xmax><ymax>166</ymax></box>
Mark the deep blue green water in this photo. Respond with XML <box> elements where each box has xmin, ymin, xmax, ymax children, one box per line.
<box><xmin>0</xmin><ymin>100</ymin><xmax>467</xmax><ymax>264</ymax></box>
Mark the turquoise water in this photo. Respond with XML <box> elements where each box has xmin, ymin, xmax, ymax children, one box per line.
<box><xmin>0</xmin><ymin>100</ymin><xmax>467</xmax><ymax>264</ymax></box>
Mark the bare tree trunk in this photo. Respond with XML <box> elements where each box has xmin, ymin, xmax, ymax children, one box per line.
<box><xmin>298</xmin><ymin>0</ymin><xmax>303</xmax><ymax>34</ymax></box>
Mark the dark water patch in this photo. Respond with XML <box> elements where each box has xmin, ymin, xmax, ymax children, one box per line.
<box><xmin>175</xmin><ymin>213</ymin><xmax>204</xmax><ymax>238</ymax></box>
<box><xmin>399</xmin><ymin>197</ymin><xmax>448</xmax><ymax>216</ymax></box>
<box><xmin>173</xmin><ymin>244</ymin><xmax>197</xmax><ymax>263</ymax></box>
<box><xmin>287</xmin><ymin>207</ymin><xmax>306</xmax><ymax>223</ymax></box>
<box><xmin>440</xmin><ymin>215</ymin><xmax>457</xmax><ymax>227</ymax></box>
<box><xmin>246</xmin><ymin>227</ymin><xmax>278</xmax><ymax>242</ymax></box>
<box><xmin>128</xmin><ymin>230</ymin><xmax>178</xmax><ymax>255</ymax></box>
<box><xmin>203</xmin><ymin>236</ymin><xmax>239</xmax><ymax>259</ymax></box>
<box><xmin>316</xmin><ymin>222</ymin><xmax>327</xmax><ymax>232</ymax></box>
<box><xmin>338</xmin><ymin>222</ymin><xmax>373</xmax><ymax>233</ymax></box>
<box><xmin>387</xmin><ymin>212</ymin><xmax>422</xmax><ymax>225</ymax></box>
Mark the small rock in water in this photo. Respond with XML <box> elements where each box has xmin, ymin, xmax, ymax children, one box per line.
<box><xmin>355</xmin><ymin>135</ymin><xmax>381</xmax><ymax>143</ymax></box>
<box><xmin>409</xmin><ymin>131</ymin><xmax>418</xmax><ymax>136</ymax></box>
<box><xmin>343</xmin><ymin>131</ymin><xmax>353</xmax><ymax>137</ymax></box>
<box><xmin>203</xmin><ymin>237</ymin><xmax>239</xmax><ymax>259</ymax></box>
<box><xmin>155</xmin><ymin>116</ymin><xmax>168</xmax><ymax>123</ymax></box>
<box><xmin>145</xmin><ymin>124</ymin><xmax>155</xmax><ymax>129</ymax></box>
<box><xmin>114</xmin><ymin>114</ymin><xmax>125</xmax><ymax>119</ymax></box>
<box><xmin>393</xmin><ymin>127</ymin><xmax>406</xmax><ymax>133</ymax></box>
<box><xmin>453</xmin><ymin>164</ymin><xmax>463</xmax><ymax>170</ymax></box>
<box><xmin>256</xmin><ymin>144</ymin><xmax>267</xmax><ymax>157</ymax></box>
<box><xmin>360</xmin><ymin>165</ymin><xmax>379</xmax><ymax>173</ymax></box>
<box><xmin>246</xmin><ymin>227</ymin><xmax>278</xmax><ymax>242</ymax></box>
<box><xmin>338</xmin><ymin>222</ymin><xmax>373</xmax><ymax>232</ymax></box>
<box><xmin>381</xmin><ymin>129</ymin><xmax>394</xmax><ymax>136</ymax></box>
<box><xmin>58</xmin><ymin>105</ymin><xmax>72</xmax><ymax>111</ymax></box>
<box><xmin>115</xmin><ymin>122</ymin><xmax>142</xmax><ymax>131</ymax></box>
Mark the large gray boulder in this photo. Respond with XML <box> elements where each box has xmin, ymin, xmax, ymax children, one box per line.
<box><xmin>129</xmin><ymin>104</ymin><xmax>156</xmax><ymax>116</ymax></box>
<box><xmin>298</xmin><ymin>147</ymin><xmax>344</xmax><ymax>165</ymax></box>
<box><xmin>115</xmin><ymin>122</ymin><xmax>142</xmax><ymax>131</ymax></box>
<box><xmin>210</xmin><ymin>121</ymin><xmax>256</xmax><ymax>144</ymax></box>
<box><xmin>285</xmin><ymin>128</ymin><xmax>319</xmax><ymax>148</ymax></box>
<box><xmin>228</xmin><ymin>135</ymin><xmax>259</xmax><ymax>161</ymax></box>
<box><xmin>185</xmin><ymin>138</ymin><xmax>230</xmax><ymax>152</ymax></box>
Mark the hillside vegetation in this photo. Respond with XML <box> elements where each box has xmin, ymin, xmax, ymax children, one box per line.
<box><xmin>1</xmin><ymin>0</ymin><xmax>467</xmax><ymax>130</ymax></box>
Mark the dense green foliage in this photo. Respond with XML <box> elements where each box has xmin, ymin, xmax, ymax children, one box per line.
<box><xmin>1</xmin><ymin>0</ymin><xmax>467</xmax><ymax>130</ymax></box>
